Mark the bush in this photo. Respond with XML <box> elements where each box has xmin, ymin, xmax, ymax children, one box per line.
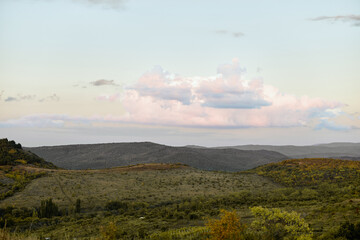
<box><xmin>105</xmin><ymin>201</ymin><xmax>128</xmax><ymax>211</ymax></box>
<box><xmin>206</xmin><ymin>209</ymin><xmax>246</xmax><ymax>240</ymax></box>
<box><xmin>249</xmin><ymin>206</ymin><xmax>313</xmax><ymax>240</ymax></box>
<box><xmin>334</xmin><ymin>222</ymin><xmax>360</xmax><ymax>240</ymax></box>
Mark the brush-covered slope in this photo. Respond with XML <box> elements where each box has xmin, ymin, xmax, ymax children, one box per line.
<box><xmin>0</xmin><ymin>138</ymin><xmax>56</xmax><ymax>169</ymax></box>
<box><xmin>26</xmin><ymin>142</ymin><xmax>288</xmax><ymax>171</ymax></box>
<box><xmin>0</xmin><ymin>139</ymin><xmax>57</xmax><ymax>200</ymax></box>
<box><xmin>254</xmin><ymin>158</ymin><xmax>360</xmax><ymax>186</ymax></box>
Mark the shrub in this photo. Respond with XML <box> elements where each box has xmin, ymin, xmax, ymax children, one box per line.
<box><xmin>206</xmin><ymin>209</ymin><xmax>246</xmax><ymax>240</ymax></box>
<box><xmin>249</xmin><ymin>206</ymin><xmax>313</xmax><ymax>240</ymax></box>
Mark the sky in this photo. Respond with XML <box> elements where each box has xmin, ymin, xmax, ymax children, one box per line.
<box><xmin>0</xmin><ymin>0</ymin><xmax>359</xmax><ymax>147</ymax></box>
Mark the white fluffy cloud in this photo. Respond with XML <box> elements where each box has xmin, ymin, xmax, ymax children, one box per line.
<box><xmin>120</xmin><ymin>59</ymin><xmax>344</xmax><ymax>128</ymax></box>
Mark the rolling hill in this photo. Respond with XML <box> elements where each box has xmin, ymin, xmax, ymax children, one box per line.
<box><xmin>26</xmin><ymin>142</ymin><xmax>288</xmax><ymax>171</ymax></box>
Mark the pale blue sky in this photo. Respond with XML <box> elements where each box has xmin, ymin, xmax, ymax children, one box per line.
<box><xmin>0</xmin><ymin>0</ymin><xmax>359</xmax><ymax>146</ymax></box>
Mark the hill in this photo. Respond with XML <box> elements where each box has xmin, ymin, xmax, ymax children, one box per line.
<box><xmin>26</xmin><ymin>142</ymin><xmax>288</xmax><ymax>171</ymax></box>
<box><xmin>0</xmin><ymin>139</ymin><xmax>57</xmax><ymax>201</ymax></box>
<box><xmin>217</xmin><ymin>142</ymin><xmax>360</xmax><ymax>159</ymax></box>
<box><xmin>0</xmin><ymin>138</ymin><xmax>57</xmax><ymax>168</ymax></box>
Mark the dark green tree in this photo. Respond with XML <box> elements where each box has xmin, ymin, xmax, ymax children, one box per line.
<box><xmin>75</xmin><ymin>198</ymin><xmax>81</xmax><ymax>214</ymax></box>
<box><xmin>38</xmin><ymin>198</ymin><xmax>59</xmax><ymax>218</ymax></box>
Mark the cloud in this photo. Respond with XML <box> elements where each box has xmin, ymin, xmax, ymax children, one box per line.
<box><xmin>215</xmin><ymin>30</ymin><xmax>228</xmax><ymax>34</ymax></box>
<box><xmin>73</xmin><ymin>0</ymin><xmax>126</xmax><ymax>9</ymax></box>
<box><xmin>315</xmin><ymin>119</ymin><xmax>351</xmax><ymax>131</ymax></box>
<box><xmin>90</xmin><ymin>79</ymin><xmax>118</xmax><ymax>86</ymax></box>
<box><xmin>3</xmin><ymin>93</ymin><xmax>60</xmax><ymax>103</ymax></box>
<box><xmin>0</xmin><ymin>114</ymin><xmax>76</xmax><ymax>128</ymax></box>
<box><xmin>96</xmin><ymin>93</ymin><xmax>120</xmax><ymax>101</ymax></box>
<box><xmin>233</xmin><ymin>32</ymin><xmax>244</xmax><ymax>38</ymax></box>
<box><xmin>0</xmin><ymin>114</ymin><xmax>121</xmax><ymax>128</ymax></box>
<box><xmin>200</xmin><ymin>91</ymin><xmax>271</xmax><ymax>109</ymax></box>
<box><xmin>0</xmin><ymin>91</ymin><xmax>4</xmax><ymax>100</ymax></box>
<box><xmin>215</xmin><ymin>30</ymin><xmax>245</xmax><ymax>38</ymax></box>
<box><xmin>129</xmin><ymin>66</ymin><xmax>192</xmax><ymax>105</ymax></box>
<box><xmin>39</xmin><ymin>94</ymin><xmax>60</xmax><ymax>102</ymax></box>
<box><xmin>309</xmin><ymin>14</ymin><xmax>360</xmax><ymax>26</ymax></box>
<box><xmin>5</xmin><ymin>97</ymin><xmax>17</xmax><ymax>102</ymax></box>
<box><xmin>4</xmin><ymin>94</ymin><xmax>36</xmax><ymax>102</ymax></box>
<box><xmin>0</xmin><ymin>60</ymin><xmax>353</xmax><ymax>130</ymax></box>
<box><xmin>73</xmin><ymin>83</ymin><xmax>87</xmax><ymax>89</ymax></box>
<box><xmin>119</xmin><ymin>59</ymin><xmax>344</xmax><ymax>128</ymax></box>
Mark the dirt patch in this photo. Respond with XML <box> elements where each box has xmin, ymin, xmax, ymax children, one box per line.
<box><xmin>85</xmin><ymin>163</ymin><xmax>189</xmax><ymax>173</ymax></box>
<box><xmin>14</xmin><ymin>163</ymin><xmax>189</xmax><ymax>174</ymax></box>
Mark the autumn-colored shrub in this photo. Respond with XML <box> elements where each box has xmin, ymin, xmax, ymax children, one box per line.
<box><xmin>206</xmin><ymin>209</ymin><xmax>246</xmax><ymax>240</ymax></box>
<box><xmin>99</xmin><ymin>221</ymin><xmax>118</xmax><ymax>240</ymax></box>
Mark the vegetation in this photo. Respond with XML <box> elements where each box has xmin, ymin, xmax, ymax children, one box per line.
<box><xmin>206</xmin><ymin>209</ymin><xmax>245</xmax><ymax>240</ymax></box>
<box><xmin>248</xmin><ymin>206</ymin><xmax>312</xmax><ymax>240</ymax></box>
<box><xmin>38</xmin><ymin>198</ymin><xmax>60</xmax><ymax>218</ymax></box>
<box><xmin>0</xmin><ymin>138</ymin><xmax>56</xmax><ymax>168</ymax></box>
<box><xmin>254</xmin><ymin>158</ymin><xmax>360</xmax><ymax>186</ymax></box>
<box><xmin>1</xmin><ymin>150</ymin><xmax>360</xmax><ymax>239</ymax></box>
<box><xmin>0</xmin><ymin>165</ymin><xmax>46</xmax><ymax>200</ymax></box>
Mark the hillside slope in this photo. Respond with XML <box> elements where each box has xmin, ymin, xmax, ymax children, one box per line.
<box><xmin>0</xmin><ymin>139</ymin><xmax>57</xmax><ymax>200</ymax></box>
<box><xmin>26</xmin><ymin>142</ymin><xmax>288</xmax><ymax>171</ymax></box>
<box><xmin>253</xmin><ymin>158</ymin><xmax>360</xmax><ymax>186</ymax></box>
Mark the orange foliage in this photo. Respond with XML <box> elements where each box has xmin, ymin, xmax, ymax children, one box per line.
<box><xmin>206</xmin><ymin>209</ymin><xmax>246</xmax><ymax>240</ymax></box>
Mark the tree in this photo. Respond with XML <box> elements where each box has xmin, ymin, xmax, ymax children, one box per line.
<box><xmin>75</xmin><ymin>198</ymin><xmax>81</xmax><ymax>214</ymax></box>
<box><xmin>334</xmin><ymin>222</ymin><xmax>360</xmax><ymax>240</ymax></box>
<box><xmin>38</xmin><ymin>198</ymin><xmax>59</xmax><ymax>218</ymax></box>
<box><xmin>206</xmin><ymin>209</ymin><xmax>246</xmax><ymax>240</ymax></box>
<box><xmin>249</xmin><ymin>206</ymin><xmax>312</xmax><ymax>240</ymax></box>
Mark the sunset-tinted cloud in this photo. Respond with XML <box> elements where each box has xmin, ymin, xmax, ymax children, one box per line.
<box><xmin>0</xmin><ymin>60</ymin><xmax>349</xmax><ymax>130</ymax></box>
<box><xmin>96</xmin><ymin>93</ymin><xmax>121</xmax><ymax>101</ymax></box>
<box><xmin>119</xmin><ymin>60</ymin><xmax>344</xmax><ymax>128</ymax></box>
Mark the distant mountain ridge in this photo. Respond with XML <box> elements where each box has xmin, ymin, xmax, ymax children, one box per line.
<box><xmin>217</xmin><ymin>142</ymin><xmax>360</xmax><ymax>159</ymax></box>
<box><xmin>26</xmin><ymin>142</ymin><xmax>288</xmax><ymax>171</ymax></box>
